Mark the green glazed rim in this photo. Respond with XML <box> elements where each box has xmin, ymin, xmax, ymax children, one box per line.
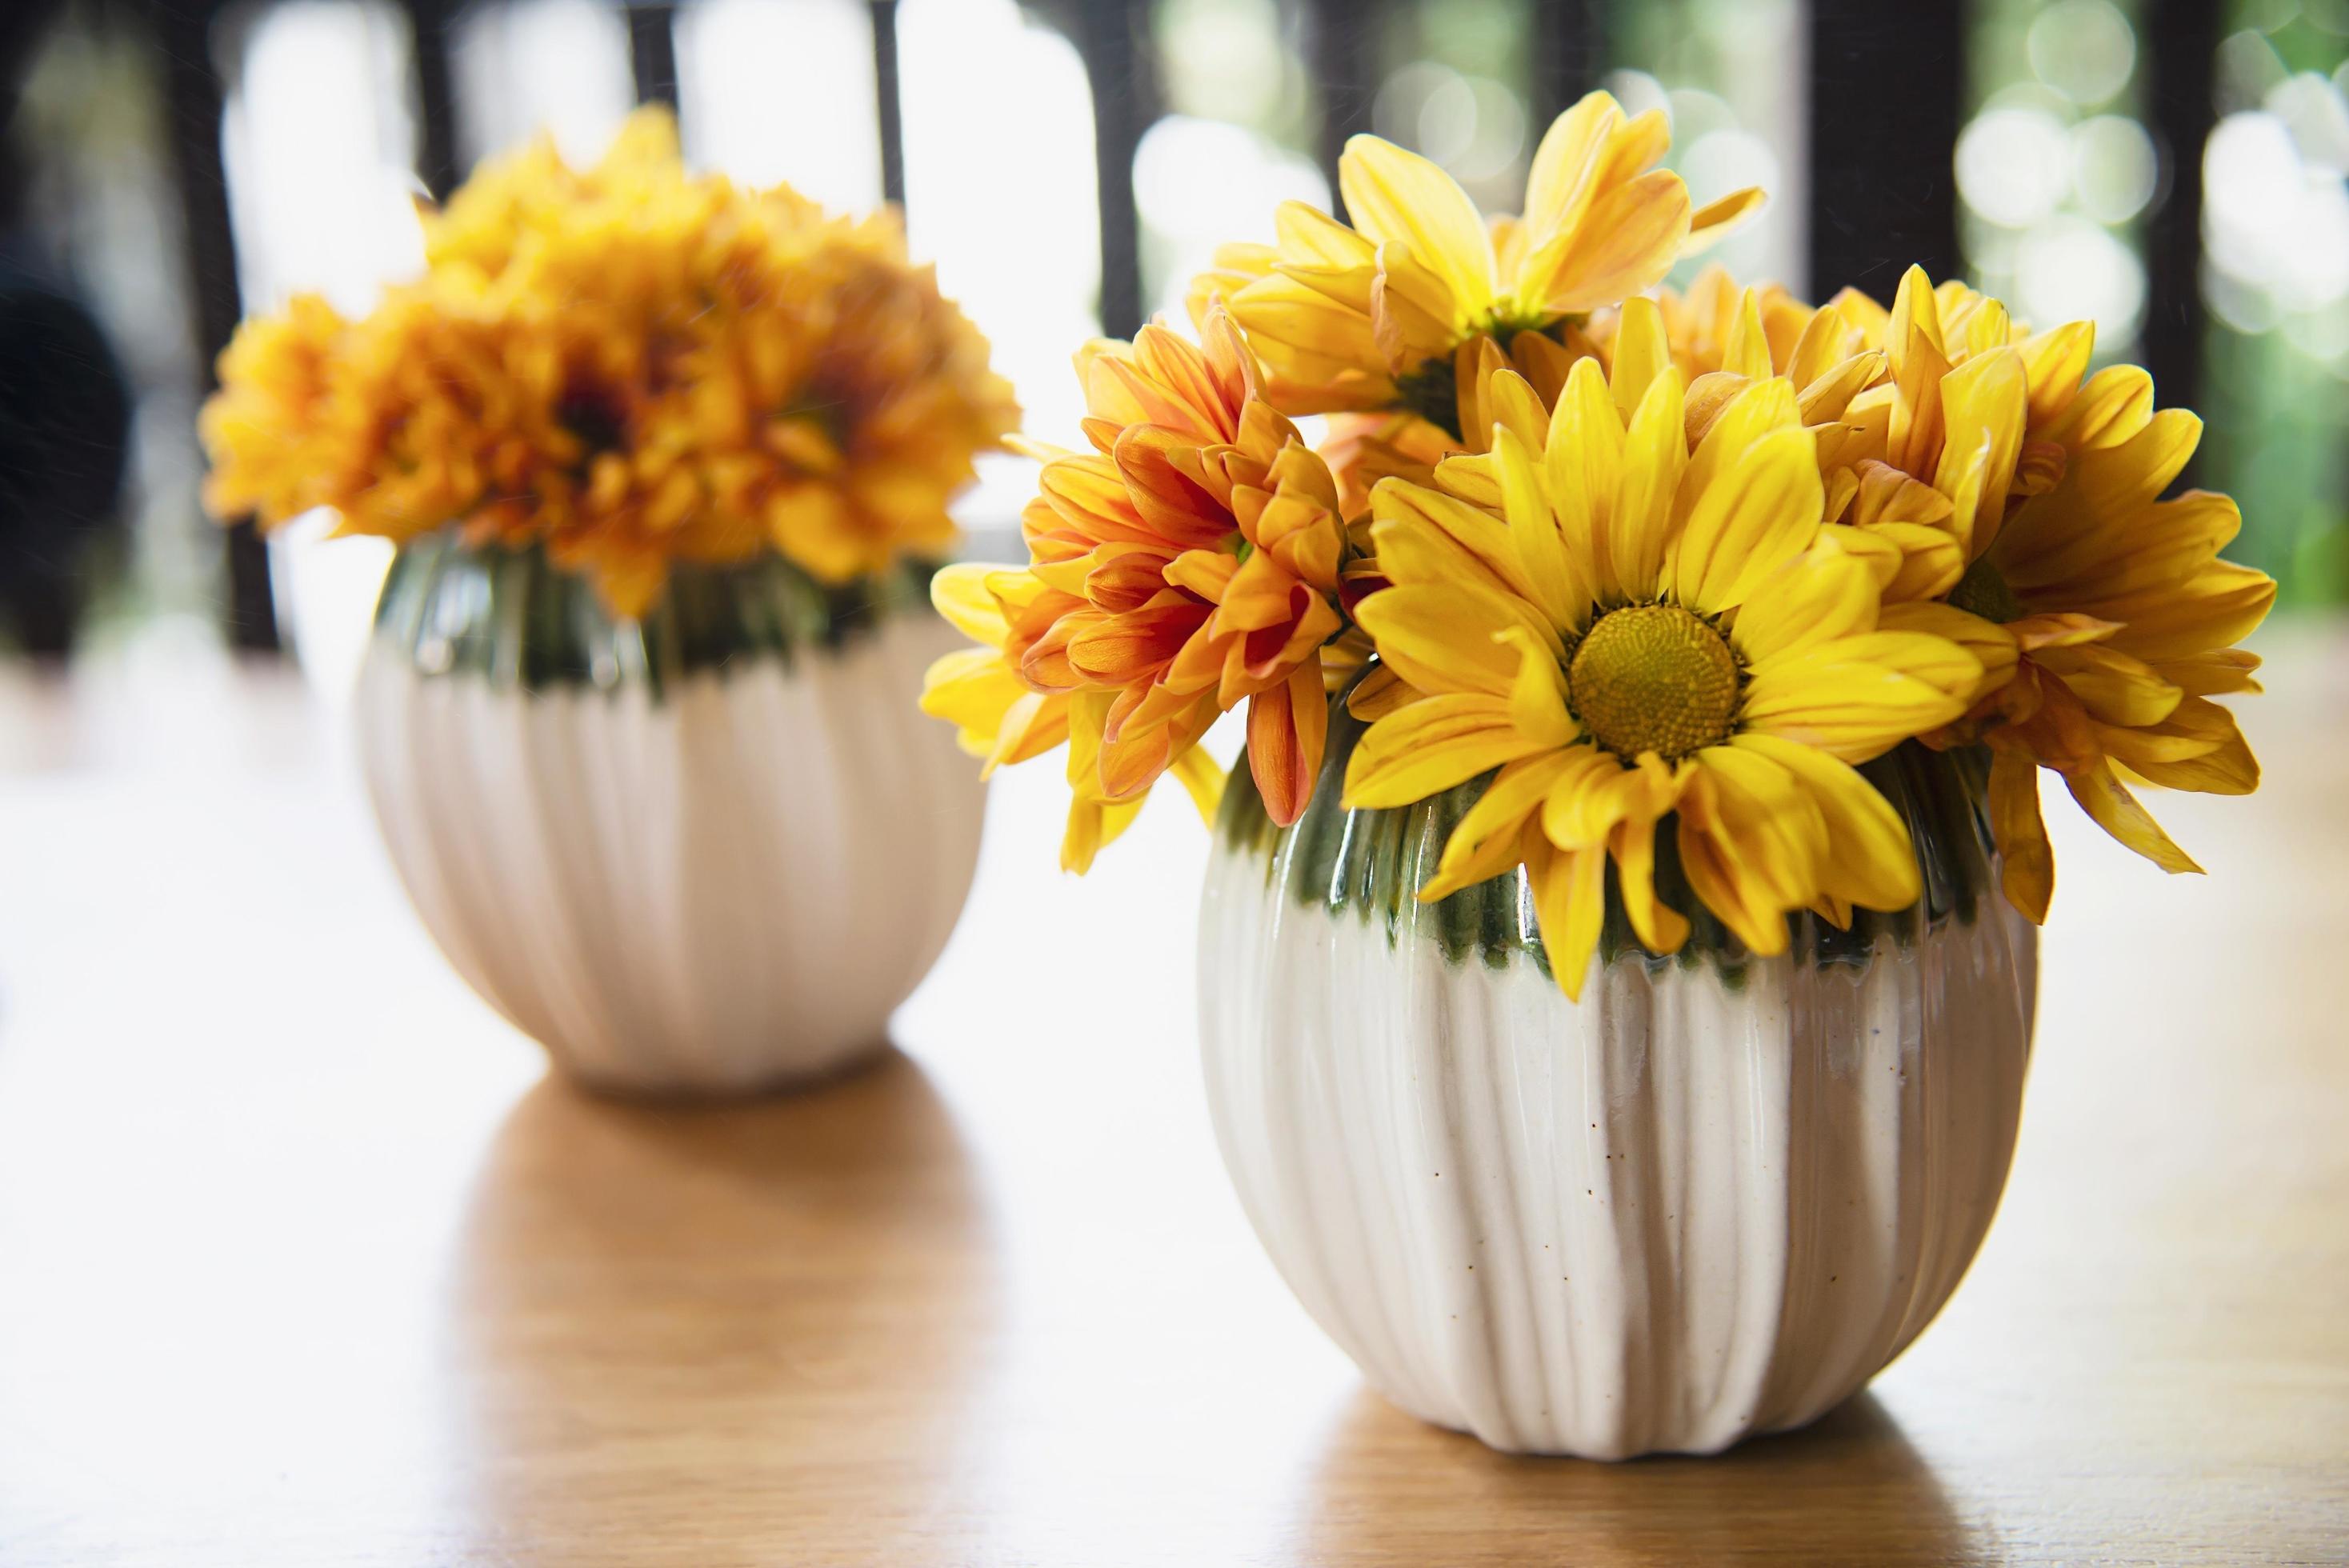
<box><xmin>1215</xmin><ymin>666</ymin><xmax>2003</xmax><ymax>983</ymax></box>
<box><xmin>369</xmin><ymin>531</ymin><xmax>934</xmax><ymax>699</ymax></box>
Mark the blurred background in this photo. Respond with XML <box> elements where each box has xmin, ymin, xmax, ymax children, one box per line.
<box><xmin>0</xmin><ymin>0</ymin><xmax>2343</xmax><ymax>679</ymax></box>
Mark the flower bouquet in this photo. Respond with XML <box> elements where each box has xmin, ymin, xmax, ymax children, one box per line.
<box><xmin>206</xmin><ymin>110</ymin><xmax>1018</xmax><ymax>1096</ymax></box>
<box><xmin>923</xmin><ymin>94</ymin><xmax>2274</xmax><ymax>1456</ymax></box>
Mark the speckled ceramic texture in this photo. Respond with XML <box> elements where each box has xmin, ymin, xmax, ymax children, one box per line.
<box><xmin>1198</xmin><ymin>692</ymin><xmax>2036</xmax><ymax>1458</ymax></box>
<box><xmin>355</xmin><ymin>537</ymin><xmax>983</xmax><ymax>1096</ymax></box>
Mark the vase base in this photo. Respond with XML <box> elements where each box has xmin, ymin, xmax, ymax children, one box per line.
<box><xmin>546</xmin><ymin>1033</ymin><xmax>894</xmax><ymax>1105</ymax></box>
<box><xmin>1377</xmin><ymin>1378</ymin><xmax>1857</xmax><ymax>1461</ymax></box>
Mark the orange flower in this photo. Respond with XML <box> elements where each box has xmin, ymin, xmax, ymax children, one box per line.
<box><xmin>1022</xmin><ymin>308</ymin><xmax>1350</xmax><ymax>824</ymax></box>
<box><xmin>201</xmin><ymin>108</ymin><xmax>1018</xmax><ymax>617</ymax></box>
<box><xmin>922</xmin><ymin>306</ymin><xmax>1352</xmax><ymax>854</ymax></box>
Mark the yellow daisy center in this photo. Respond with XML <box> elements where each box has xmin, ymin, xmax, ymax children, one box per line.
<box><xmin>1567</xmin><ymin>604</ymin><xmax>1741</xmax><ymax>762</ymax></box>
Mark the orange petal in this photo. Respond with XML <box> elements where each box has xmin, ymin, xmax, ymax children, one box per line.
<box><xmin>1247</xmin><ymin>661</ymin><xmax>1330</xmax><ymax>826</ymax></box>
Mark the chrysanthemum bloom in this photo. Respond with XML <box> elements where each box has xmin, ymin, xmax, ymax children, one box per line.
<box><xmin>1588</xmin><ymin>266</ymin><xmax>1882</xmax><ymax>446</ymax></box>
<box><xmin>1191</xmin><ymin>91</ymin><xmax>1760</xmax><ymax>433</ymax></box>
<box><xmin>201</xmin><ymin>108</ymin><xmax>1018</xmax><ymax>617</ymax></box>
<box><xmin>198</xmin><ymin>293</ymin><xmax>350</xmax><ymax>525</ymax></box>
<box><xmin>942</xmin><ymin>310</ymin><xmax>1350</xmax><ymax>838</ymax></box>
<box><xmin>919</xmin><ymin>561</ymin><xmax>1225</xmax><ymax>870</ymax></box>
<box><xmin>1821</xmin><ymin>267</ymin><xmax>2275</xmax><ymax>919</ymax></box>
<box><xmin>1343</xmin><ymin>351</ymin><xmax>1982</xmax><ymax>998</ymax></box>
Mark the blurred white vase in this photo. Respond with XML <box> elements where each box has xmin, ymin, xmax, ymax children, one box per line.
<box><xmin>354</xmin><ymin>534</ymin><xmax>982</xmax><ymax>1096</ymax></box>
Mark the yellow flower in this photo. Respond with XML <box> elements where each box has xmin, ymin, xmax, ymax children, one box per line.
<box><xmin>1589</xmin><ymin>265</ymin><xmax>1885</xmax><ymax>454</ymax></box>
<box><xmin>200</xmin><ymin>107</ymin><xmax>1019</xmax><ymax>618</ymax></box>
<box><xmin>1823</xmin><ymin>268</ymin><xmax>2275</xmax><ymax>920</ymax></box>
<box><xmin>1195</xmin><ymin>91</ymin><xmax>1760</xmax><ymax>426</ymax></box>
<box><xmin>198</xmin><ymin>294</ymin><xmax>350</xmax><ymax>525</ymax></box>
<box><xmin>1343</xmin><ymin>333</ymin><xmax>1981</xmax><ymax>998</ymax></box>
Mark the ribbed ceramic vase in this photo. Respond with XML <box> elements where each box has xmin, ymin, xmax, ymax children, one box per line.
<box><xmin>1199</xmin><ymin>687</ymin><xmax>2036</xmax><ymax>1458</ymax></box>
<box><xmin>355</xmin><ymin>534</ymin><xmax>983</xmax><ymax>1097</ymax></box>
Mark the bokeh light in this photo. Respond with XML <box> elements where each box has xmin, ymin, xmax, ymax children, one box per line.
<box><xmin>1372</xmin><ymin>62</ymin><xmax>1527</xmax><ymax>194</ymax></box>
<box><xmin>2069</xmin><ymin>114</ymin><xmax>2159</xmax><ymax>225</ymax></box>
<box><xmin>1955</xmin><ymin>106</ymin><xmax>2073</xmax><ymax>228</ymax></box>
<box><xmin>2027</xmin><ymin>0</ymin><xmax>2138</xmax><ymax>108</ymax></box>
<box><xmin>1959</xmin><ymin>0</ymin><xmax>2151</xmax><ymax>351</ymax></box>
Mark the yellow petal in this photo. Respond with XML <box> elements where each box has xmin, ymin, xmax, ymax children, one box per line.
<box><xmin>1989</xmin><ymin>748</ymin><xmax>2053</xmax><ymax>922</ymax></box>
<box><xmin>930</xmin><ymin>562</ymin><xmax>1017</xmax><ymax>646</ymax></box>
<box><xmin>2106</xmin><ymin>698</ymin><xmax>2259</xmax><ymax>794</ymax></box>
<box><xmin>1721</xmin><ymin>288</ymin><xmax>1775</xmax><ymax>380</ymax></box>
<box><xmin>1523</xmin><ymin>92</ymin><xmax>1627</xmax><ymax>242</ymax></box>
<box><xmin>1878</xmin><ymin>601</ymin><xmax>2020</xmax><ymax>702</ymax></box>
<box><xmin>1062</xmin><ymin>794</ymin><xmax>1142</xmax><ymax>875</ymax></box>
<box><xmin>1523</xmin><ymin>170</ymin><xmax>1691</xmax><ymax>316</ymax></box>
<box><xmin>1685</xmin><ymin>186</ymin><xmax>1767</xmax><ymax>252</ymax></box>
<box><xmin>2032</xmin><ymin>643</ymin><xmax>2185</xmax><ymax>729</ymax></box>
<box><xmin>1676</xmin><ymin>375</ymin><xmax>1800</xmax><ymax>525</ymax></box>
<box><xmin>1339</xmin><ymin>134</ymin><xmax>1497</xmax><ymax>324</ymax></box>
<box><xmin>1740</xmin><ymin>631</ymin><xmax>1979</xmax><ymax>762</ymax></box>
<box><xmin>1498</xmin><ymin>624</ymin><xmax>1579</xmax><ymax>748</ymax></box>
<box><xmin>1730</xmin><ymin>733</ymin><xmax>1920</xmax><ymax>912</ymax></box>
<box><xmin>1419</xmin><ymin>749</ymin><xmax>1589</xmax><ymax>901</ymax></box>
<box><xmin>1347</xmin><ymin>661</ymin><xmax>1419</xmax><ymax>720</ymax></box>
<box><xmin>1729</xmin><ymin>538</ymin><xmax>1878</xmax><ymax>664</ymax></box>
<box><xmin>2091</xmin><ymin>561</ymin><xmax>2275</xmax><ymax>665</ymax></box>
<box><xmin>1527</xmin><ymin>837</ymin><xmax>1608</xmax><ymax>1000</ymax></box>
<box><xmin>1667</xmin><ymin>423</ymin><xmax>1823</xmax><ymax>613</ymax></box>
<box><xmin>2063</xmin><ymin>757</ymin><xmax>2203</xmax><ymax>875</ymax></box>
<box><xmin>2017</xmin><ymin>320</ymin><xmax>2095</xmax><ymax>426</ymax></box>
<box><xmin>1608</xmin><ymin>368</ymin><xmax>1687</xmax><ymax>602</ymax></box>
<box><xmin>1607</xmin><ymin>295</ymin><xmax>1672</xmax><ymax>418</ymax></box>
<box><xmin>1611</xmin><ymin>811</ymin><xmax>1691</xmax><ymax>954</ymax></box>
<box><xmin>1491</xmin><ymin>423</ymin><xmax>1583</xmax><ymax>629</ymax></box>
<box><xmin>1369</xmin><ymin>477</ymin><xmax>1541</xmax><ymax>606</ymax></box>
<box><xmin>1931</xmin><ymin>346</ymin><xmax>2028</xmax><ymax>552</ymax></box>
<box><xmin>1537</xmin><ymin>357</ymin><xmax>1621</xmax><ymax>606</ymax></box>
<box><xmin>1342</xmin><ymin>692</ymin><xmax>1550</xmax><ymax>807</ymax></box>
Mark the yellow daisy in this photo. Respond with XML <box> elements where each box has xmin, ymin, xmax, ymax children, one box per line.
<box><xmin>1823</xmin><ymin>268</ymin><xmax>2275</xmax><ymax>919</ymax></box>
<box><xmin>1195</xmin><ymin>91</ymin><xmax>1761</xmax><ymax>424</ymax></box>
<box><xmin>1343</xmin><ymin>348</ymin><xmax>1981</xmax><ymax>998</ymax></box>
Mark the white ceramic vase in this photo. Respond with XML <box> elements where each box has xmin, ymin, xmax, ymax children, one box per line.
<box><xmin>355</xmin><ymin>537</ymin><xmax>983</xmax><ymax>1097</ymax></box>
<box><xmin>1198</xmin><ymin>697</ymin><xmax>2035</xmax><ymax>1458</ymax></box>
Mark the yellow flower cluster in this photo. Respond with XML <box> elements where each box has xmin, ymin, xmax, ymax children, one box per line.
<box><xmin>201</xmin><ymin>110</ymin><xmax>1018</xmax><ymax>617</ymax></box>
<box><xmin>919</xmin><ymin>90</ymin><xmax>2271</xmax><ymax>994</ymax></box>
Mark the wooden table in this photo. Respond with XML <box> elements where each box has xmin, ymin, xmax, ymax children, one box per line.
<box><xmin>2</xmin><ymin>621</ymin><xmax>2345</xmax><ymax>1566</ymax></box>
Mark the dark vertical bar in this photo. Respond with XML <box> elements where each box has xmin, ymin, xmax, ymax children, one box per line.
<box><xmin>1806</xmin><ymin>0</ymin><xmax>1963</xmax><ymax>302</ymax></box>
<box><xmin>1310</xmin><ymin>0</ymin><xmax>1383</xmax><ymax>202</ymax></box>
<box><xmin>1075</xmin><ymin>0</ymin><xmax>1143</xmax><ymax>338</ymax></box>
<box><xmin>2143</xmin><ymin>0</ymin><xmax>2219</xmax><ymax>424</ymax></box>
<box><xmin>626</xmin><ymin>2</ymin><xmax>678</xmax><ymax>110</ymax></box>
<box><xmin>870</xmin><ymin>0</ymin><xmax>905</xmax><ymax>207</ymax></box>
<box><xmin>155</xmin><ymin>0</ymin><xmax>278</xmax><ymax>653</ymax></box>
<box><xmin>1530</xmin><ymin>0</ymin><xmax>1605</xmax><ymax>132</ymax></box>
<box><xmin>405</xmin><ymin>0</ymin><xmax>462</xmax><ymax>201</ymax></box>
